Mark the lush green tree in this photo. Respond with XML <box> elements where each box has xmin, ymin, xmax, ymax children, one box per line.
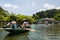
<box><xmin>46</xmin><ymin>9</ymin><xmax>58</xmax><ymax>18</ymax></box>
<box><xmin>16</xmin><ymin>14</ymin><xmax>35</xmax><ymax>24</ymax></box>
<box><xmin>0</xmin><ymin>15</ymin><xmax>10</xmax><ymax>22</ymax></box>
<box><xmin>0</xmin><ymin>15</ymin><xmax>5</xmax><ymax>21</ymax></box>
<box><xmin>25</xmin><ymin>16</ymin><xmax>35</xmax><ymax>24</ymax></box>
<box><xmin>0</xmin><ymin>7</ymin><xmax>9</xmax><ymax>22</ymax></box>
<box><xmin>33</xmin><ymin>11</ymin><xmax>47</xmax><ymax>19</ymax></box>
<box><xmin>33</xmin><ymin>9</ymin><xmax>60</xmax><ymax>20</ymax></box>
<box><xmin>33</xmin><ymin>14</ymin><xmax>39</xmax><ymax>20</ymax></box>
<box><xmin>54</xmin><ymin>13</ymin><xmax>60</xmax><ymax>21</ymax></box>
<box><xmin>9</xmin><ymin>12</ymin><xmax>17</xmax><ymax>21</ymax></box>
<box><xmin>0</xmin><ymin>7</ymin><xmax>9</xmax><ymax>17</ymax></box>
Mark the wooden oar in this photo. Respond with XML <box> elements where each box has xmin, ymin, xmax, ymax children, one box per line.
<box><xmin>24</xmin><ymin>28</ymin><xmax>36</xmax><ymax>32</ymax></box>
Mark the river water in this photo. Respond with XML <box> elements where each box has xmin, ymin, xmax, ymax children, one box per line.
<box><xmin>0</xmin><ymin>24</ymin><xmax>60</xmax><ymax>40</ymax></box>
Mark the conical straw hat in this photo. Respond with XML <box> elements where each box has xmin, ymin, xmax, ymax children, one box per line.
<box><xmin>11</xmin><ymin>21</ymin><xmax>16</xmax><ymax>24</ymax></box>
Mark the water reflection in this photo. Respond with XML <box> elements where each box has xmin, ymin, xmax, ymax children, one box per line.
<box><xmin>4</xmin><ymin>32</ymin><xmax>29</xmax><ymax>40</ymax></box>
<box><xmin>0</xmin><ymin>30</ymin><xmax>8</xmax><ymax>40</ymax></box>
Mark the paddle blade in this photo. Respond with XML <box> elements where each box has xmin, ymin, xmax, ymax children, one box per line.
<box><xmin>24</xmin><ymin>28</ymin><xmax>36</xmax><ymax>32</ymax></box>
<box><xmin>30</xmin><ymin>30</ymin><xmax>36</xmax><ymax>32</ymax></box>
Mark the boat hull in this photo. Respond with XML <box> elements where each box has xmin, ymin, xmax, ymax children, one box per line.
<box><xmin>4</xmin><ymin>28</ymin><xmax>30</xmax><ymax>34</ymax></box>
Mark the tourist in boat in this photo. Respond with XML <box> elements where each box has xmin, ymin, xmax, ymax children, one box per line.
<box><xmin>21</xmin><ymin>19</ymin><xmax>30</xmax><ymax>28</ymax></box>
<box><xmin>11</xmin><ymin>21</ymin><xmax>17</xmax><ymax>29</ymax></box>
<box><xmin>21</xmin><ymin>22</ymin><xmax>29</xmax><ymax>28</ymax></box>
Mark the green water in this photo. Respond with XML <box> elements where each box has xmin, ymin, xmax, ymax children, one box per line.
<box><xmin>0</xmin><ymin>24</ymin><xmax>60</xmax><ymax>40</ymax></box>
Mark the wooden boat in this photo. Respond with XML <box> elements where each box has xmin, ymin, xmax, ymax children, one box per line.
<box><xmin>4</xmin><ymin>26</ymin><xmax>31</xmax><ymax>34</ymax></box>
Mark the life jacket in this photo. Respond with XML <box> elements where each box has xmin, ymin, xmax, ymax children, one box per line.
<box><xmin>12</xmin><ymin>24</ymin><xmax>17</xmax><ymax>29</ymax></box>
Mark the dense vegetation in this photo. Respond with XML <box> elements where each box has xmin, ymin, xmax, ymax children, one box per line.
<box><xmin>0</xmin><ymin>6</ymin><xmax>60</xmax><ymax>25</ymax></box>
<box><xmin>0</xmin><ymin>7</ymin><xmax>35</xmax><ymax>24</ymax></box>
<box><xmin>33</xmin><ymin>9</ymin><xmax>60</xmax><ymax>21</ymax></box>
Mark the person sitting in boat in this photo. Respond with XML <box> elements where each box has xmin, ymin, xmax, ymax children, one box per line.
<box><xmin>11</xmin><ymin>21</ymin><xmax>17</xmax><ymax>29</ymax></box>
<box><xmin>21</xmin><ymin>19</ymin><xmax>30</xmax><ymax>28</ymax></box>
<box><xmin>7</xmin><ymin>22</ymin><xmax>11</xmax><ymax>26</ymax></box>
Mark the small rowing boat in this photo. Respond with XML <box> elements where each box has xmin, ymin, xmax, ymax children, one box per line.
<box><xmin>4</xmin><ymin>26</ymin><xmax>31</xmax><ymax>34</ymax></box>
<box><xmin>4</xmin><ymin>28</ymin><xmax>30</xmax><ymax>34</ymax></box>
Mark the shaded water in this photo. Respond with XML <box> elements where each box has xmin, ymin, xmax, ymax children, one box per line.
<box><xmin>0</xmin><ymin>24</ymin><xmax>60</xmax><ymax>40</ymax></box>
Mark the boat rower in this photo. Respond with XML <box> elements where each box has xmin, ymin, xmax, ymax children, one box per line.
<box><xmin>21</xmin><ymin>19</ymin><xmax>30</xmax><ymax>28</ymax></box>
